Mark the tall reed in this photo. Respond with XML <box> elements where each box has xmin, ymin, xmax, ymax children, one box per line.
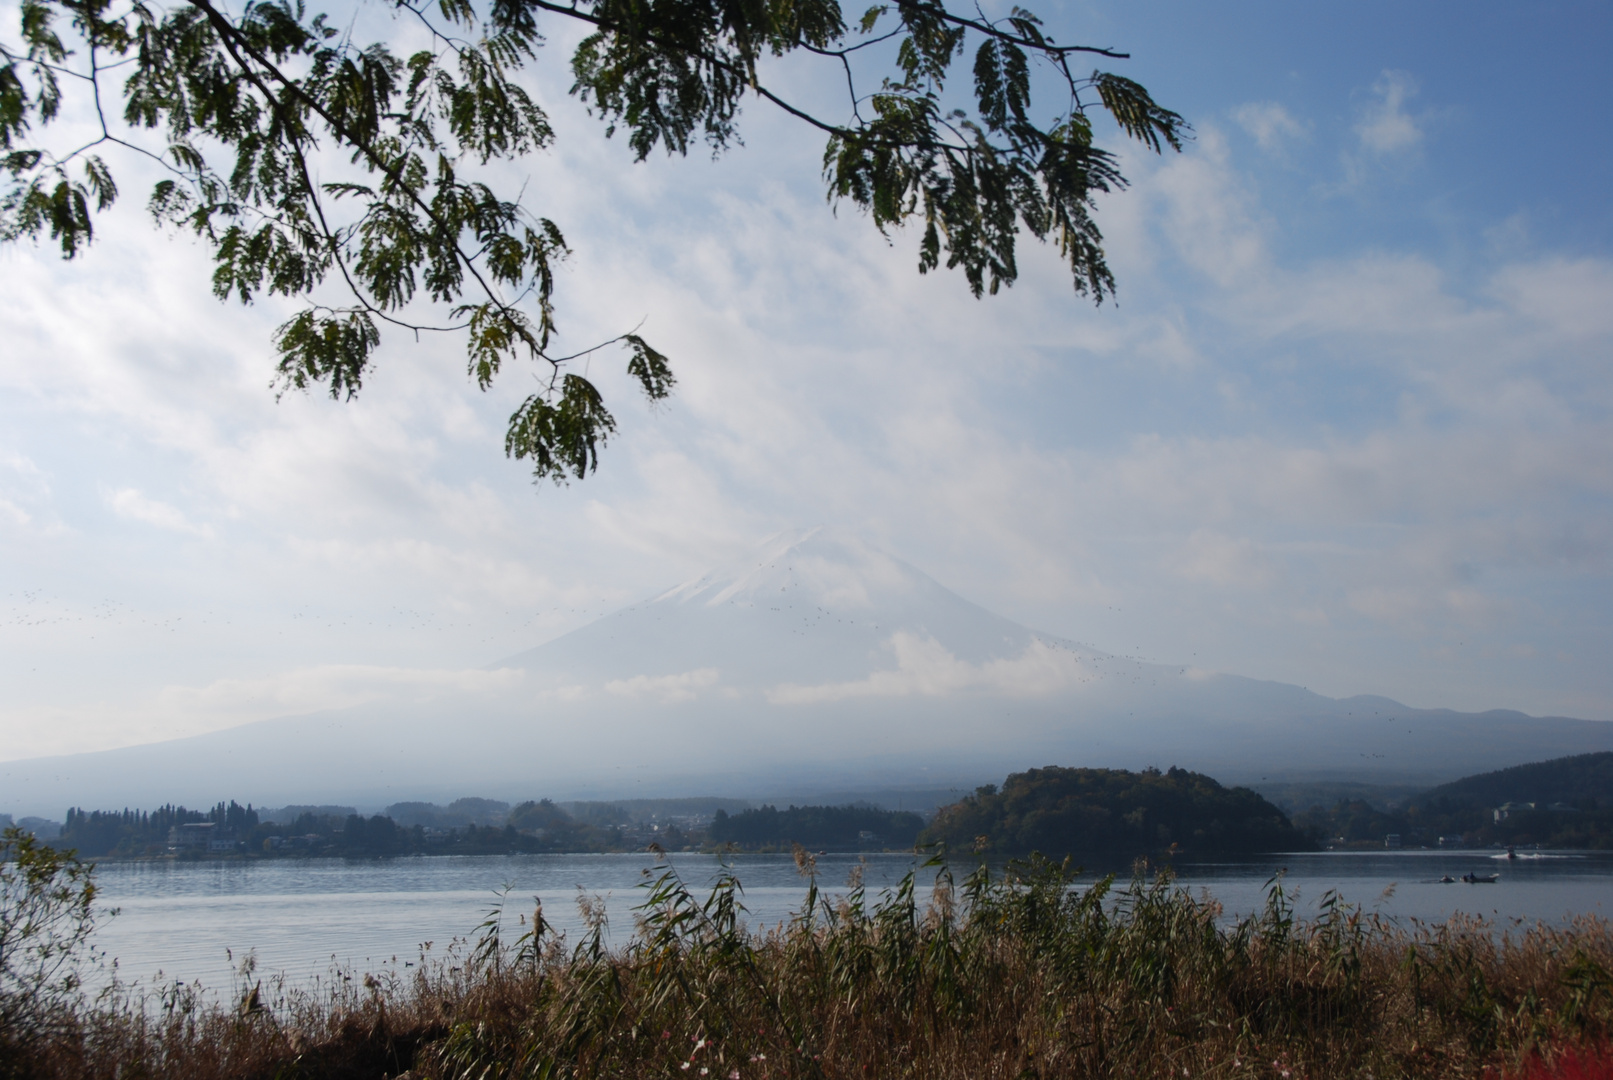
<box><xmin>9</xmin><ymin>850</ymin><xmax>1613</xmax><ymax>1080</ymax></box>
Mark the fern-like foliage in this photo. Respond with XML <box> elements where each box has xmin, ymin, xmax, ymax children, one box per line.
<box><xmin>1</xmin><ymin>0</ymin><xmax>1187</xmax><ymax>483</ymax></box>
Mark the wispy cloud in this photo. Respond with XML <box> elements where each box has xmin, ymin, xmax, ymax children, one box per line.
<box><xmin>1232</xmin><ymin>102</ymin><xmax>1308</xmax><ymax>152</ymax></box>
<box><xmin>767</xmin><ymin>634</ymin><xmax>1088</xmax><ymax>704</ymax></box>
<box><xmin>604</xmin><ymin>668</ymin><xmax>725</xmax><ymax>703</ymax></box>
<box><xmin>1171</xmin><ymin>529</ymin><xmax>1280</xmax><ymax>589</ymax></box>
<box><xmin>1355</xmin><ymin>71</ymin><xmax>1423</xmax><ymax>154</ymax></box>
<box><xmin>0</xmin><ymin>664</ymin><xmax>525</xmax><ymax>760</ymax></box>
<box><xmin>2</xmin><ymin>19</ymin><xmax>1611</xmax><ymax>763</ymax></box>
<box><xmin>0</xmin><ymin>454</ymin><xmax>59</xmax><ymax>533</ymax></box>
<box><xmin>108</xmin><ymin>488</ymin><xmax>214</xmax><ymax>538</ymax></box>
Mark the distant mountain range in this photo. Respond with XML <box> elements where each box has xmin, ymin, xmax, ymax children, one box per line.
<box><xmin>4</xmin><ymin>527</ymin><xmax>1611</xmax><ymax>816</ymax></box>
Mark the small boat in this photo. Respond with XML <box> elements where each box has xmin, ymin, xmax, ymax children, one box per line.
<box><xmin>1505</xmin><ymin>846</ymin><xmax>1518</xmax><ymax>860</ymax></box>
<box><xmin>1439</xmin><ymin>874</ymin><xmax>1456</xmax><ymax>883</ymax></box>
<box><xmin>1461</xmin><ymin>872</ymin><xmax>1499</xmax><ymax>884</ymax></box>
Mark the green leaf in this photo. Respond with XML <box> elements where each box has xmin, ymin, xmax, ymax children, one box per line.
<box><xmin>859</xmin><ymin>4</ymin><xmax>888</xmax><ymax>33</ymax></box>
<box><xmin>0</xmin><ymin>0</ymin><xmax>1181</xmax><ymax>486</ymax></box>
<box><xmin>505</xmin><ymin>374</ymin><xmax>617</xmax><ymax>485</ymax></box>
<box><xmin>625</xmin><ymin>334</ymin><xmax>675</xmax><ymax>402</ymax></box>
<box><xmin>459</xmin><ymin>301</ymin><xmax>541</xmax><ymax>390</ymax></box>
<box><xmin>83</xmin><ymin>154</ymin><xmax>116</xmax><ymax>210</ymax></box>
<box><xmin>272</xmin><ymin>307</ymin><xmax>380</xmax><ymax>400</ymax></box>
<box><xmin>1094</xmin><ymin>71</ymin><xmax>1188</xmax><ymax>154</ymax></box>
<box><xmin>2</xmin><ymin>173</ymin><xmax>95</xmax><ymax>256</ymax></box>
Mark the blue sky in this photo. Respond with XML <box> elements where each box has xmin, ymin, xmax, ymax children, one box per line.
<box><xmin>2</xmin><ymin>0</ymin><xmax>1610</xmax><ymax>761</ymax></box>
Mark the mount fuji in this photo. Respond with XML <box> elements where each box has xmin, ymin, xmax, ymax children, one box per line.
<box><xmin>5</xmin><ymin>526</ymin><xmax>1611</xmax><ymax>814</ymax></box>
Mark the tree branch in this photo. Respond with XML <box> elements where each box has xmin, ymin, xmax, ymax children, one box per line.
<box><xmin>186</xmin><ymin>0</ymin><xmax>521</xmax><ymax>331</ymax></box>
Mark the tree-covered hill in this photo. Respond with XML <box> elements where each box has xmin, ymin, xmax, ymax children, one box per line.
<box><xmin>1412</xmin><ymin>752</ymin><xmax>1613</xmax><ymax>811</ymax></box>
<box><xmin>1402</xmin><ymin>752</ymin><xmax>1613</xmax><ymax>848</ymax></box>
<box><xmin>1289</xmin><ymin>753</ymin><xmax>1613</xmax><ymax>849</ymax></box>
<box><xmin>922</xmin><ymin>766</ymin><xmax>1313</xmax><ymax>860</ymax></box>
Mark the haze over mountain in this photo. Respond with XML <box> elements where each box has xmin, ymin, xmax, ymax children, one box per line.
<box><xmin>4</xmin><ymin>527</ymin><xmax>1610</xmax><ymax>816</ymax></box>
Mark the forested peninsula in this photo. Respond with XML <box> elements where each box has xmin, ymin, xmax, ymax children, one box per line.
<box><xmin>922</xmin><ymin>766</ymin><xmax>1314</xmax><ymax>859</ymax></box>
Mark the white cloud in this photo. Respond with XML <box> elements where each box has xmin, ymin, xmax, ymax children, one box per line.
<box><xmin>767</xmin><ymin>633</ymin><xmax>1086</xmax><ymax>704</ymax></box>
<box><xmin>1344</xmin><ymin>584</ymin><xmax>1507</xmax><ymax>628</ymax></box>
<box><xmin>1</xmin><ymin>32</ymin><xmax>1611</xmax><ymax>762</ymax></box>
<box><xmin>1146</xmin><ymin>126</ymin><xmax>1270</xmax><ymax>286</ymax></box>
<box><xmin>155</xmin><ymin>663</ymin><xmax>523</xmax><ymax>714</ymax></box>
<box><xmin>1232</xmin><ymin>102</ymin><xmax>1308</xmax><ymax>152</ymax></box>
<box><xmin>1355</xmin><ymin>71</ymin><xmax>1423</xmax><ymax>154</ymax></box>
<box><xmin>0</xmin><ymin>453</ymin><xmax>61</xmax><ymax>533</ymax></box>
<box><xmin>108</xmin><ymin>488</ymin><xmax>214</xmax><ymax>538</ymax></box>
<box><xmin>1172</xmin><ymin>530</ymin><xmax>1279</xmax><ymax>588</ymax></box>
<box><xmin>1489</xmin><ymin>258</ymin><xmax>1613</xmax><ymax>342</ymax></box>
<box><xmin>604</xmin><ymin>668</ymin><xmax>723</xmax><ymax>703</ymax></box>
<box><xmin>0</xmin><ymin>665</ymin><xmax>525</xmax><ymax>760</ymax></box>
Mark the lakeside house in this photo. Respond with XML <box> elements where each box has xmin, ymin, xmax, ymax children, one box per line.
<box><xmin>1493</xmin><ymin>802</ymin><xmax>1535</xmax><ymax>823</ymax></box>
<box><xmin>1491</xmin><ymin>800</ymin><xmax>1585</xmax><ymax>823</ymax></box>
<box><xmin>168</xmin><ymin>822</ymin><xmax>239</xmax><ymax>854</ymax></box>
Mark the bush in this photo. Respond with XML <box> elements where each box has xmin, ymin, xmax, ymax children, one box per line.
<box><xmin>0</xmin><ymin>827</ymin><xmax>103</xmax><ymax>1071</ymax></box>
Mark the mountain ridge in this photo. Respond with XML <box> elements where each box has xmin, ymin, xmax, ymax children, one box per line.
<box><xmin>3</xmin><ymin>526</ymin><xmax>1610</xmax><ymax>816</ymax></box>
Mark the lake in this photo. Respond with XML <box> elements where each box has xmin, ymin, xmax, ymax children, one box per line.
<box><xmin>87</xmin><ymin>849</ymin><xmax>1613</xmax><ymax>998</ymax></box>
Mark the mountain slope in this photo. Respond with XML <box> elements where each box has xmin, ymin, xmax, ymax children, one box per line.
<box><xmin>1411</xmin><ymin>752</ymin><xmax>1613</xmax><ymax>810</ymax></box>
<box><xmin>492</xmin><ymin>526</ymin><xmax>1092</xmax><ymax>688</ymax></box>
<box><xmin>3</xmin><ymin>527</ymin><xmax>1611</xmax><ymax>815</ymax></box>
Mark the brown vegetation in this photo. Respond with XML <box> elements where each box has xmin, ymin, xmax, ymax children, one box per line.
<box><xmin>6</xmin><ymin>850</ymin><xmax>1613</xmax><ymax>1080</ymax></box>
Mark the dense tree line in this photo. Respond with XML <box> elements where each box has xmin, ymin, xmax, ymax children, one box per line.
<box><xmin>59</xmin><ymin>802</ymin><xmax>259</xmax><ymax>857</ymax></box>
<box><xmin>923</xmin><ymin>766</ymin><xmax>1312</xmax><ymax>860</ymax></box>
<box><xmin>47</xmin><ymin>798</ymin><xmax>628</xmax><ymax>858</ymax></box>
<box><xmin>1294</xmin><ymin>752</ymin><xmax>1613</xmax><ymax>849</ymax></box>
<box><xmin>709</xmin><ymin>805</ymin><xmax>925</xmax><ymax>850</ymax></box>
<box><xmin>1294</xmin><ymin>800</ymin><xmax>1613</xmax><ymax>849</ymax></box>
<box><xmin>384</xmin><ymin>798</ymin><xmax>512</xmax><ymax>829</ymax></box>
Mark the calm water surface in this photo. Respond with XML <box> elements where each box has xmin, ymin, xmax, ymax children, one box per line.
<box><xmin>89</xmin><ymin>850</ymin><xmax>1613</xmax><ymax>996</ymax></box>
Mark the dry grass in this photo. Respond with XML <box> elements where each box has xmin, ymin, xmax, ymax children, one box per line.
<box><xmin>8</xmin><ymin>855</ymin><xmax>1613</xmax><ymax>1080</ymax></box>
